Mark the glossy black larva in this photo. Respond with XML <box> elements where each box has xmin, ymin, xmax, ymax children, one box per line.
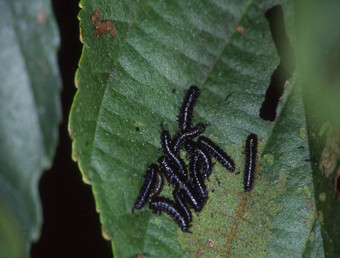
<box><xmin>197</xmin><ymin>136</ymin><xmax>235</xmax><ymax>172</ymax></box>
<box><xmin>149</xmin><ymin>197</ymin><xmax>191</xmax><ymax>232</ymax></box>
<box><xmin>178</xmin><ymin>85</ymin><xmax>200</xmax><ymax>132</ymax></box>
<box><xmin>132</xmin><ymin>164</ymin><xmax>159</xmax><ymax>212</ymax></box>
<box><xmin>158</xmin><ymin>156</ymin><xmax>187</xmax><ymax>187</ymax></box>
<box><xmin>172</xmin><ymin>123</ymin><xmax>206</xmax><ymax>153</ymax></box>
<box><xmin>185</xmin><ymin>140</ymin><xmax>213</xmax><ymax>178</ymax></box>
<box><xmin>189</xmin><ymin>154</ymin><xmax>207</xmax><ymax>200</ymax></box>
<box><xmin>160</xmin><ymin>130</ymin><xmax>187</xmax><ymax>179</ymax></box>
<box><xmin>149</xmin><ymin>172</ymin><xmax>164</xmax><ymax>199</ymax></box>
<box><xmin>244</xmin><ymin>133</ymin><xmax>258</xmax><ymax>192</ymax></box>
<box><xmin>173</xmin><ymin>190</ymin><xmax>192</xmax><ymax>223</ymax></box>
<box><xmin>179</xmin><ymin>182</ymin><xmax>205</xmax><ymax>212</ymax></box>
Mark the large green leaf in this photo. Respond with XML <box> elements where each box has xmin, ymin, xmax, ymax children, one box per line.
<box><xmin>296</xmin><ymin>1</ymin><xmax>340</xmax><ymax>256</ymax></box>
<box><xmin>0</xmin><ymin>0</ymin><xmax>61</xmax><ymax>255</ymax></box>
<box><xmin>70</xmin><ymin>0</ymin><xmax>324</xmax><ymax>256</ymax></box>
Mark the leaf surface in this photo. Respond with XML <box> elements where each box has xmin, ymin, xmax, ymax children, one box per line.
<box><xmin>70</xmin><ymin>0</ymin><xmax>323</xmax><ymax>256</ymax></box>
<box><xmin>0</xmin><ymin>0</ymin><xmax>61</xmax><ymax>255</ymax></box>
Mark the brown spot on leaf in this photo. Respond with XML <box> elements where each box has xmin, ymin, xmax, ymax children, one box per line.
<box><xmin>195</xmin><ymin>249</ymin><xmax>203</xmax><ymax>257</ymax></box>
<box><xmin>91</xmin><ymin>9</ymin><xmax>116</xmax><ymax>37</ymax></box>
<box><xmin>235</xmin><ymin>25</ymin><xmax>245</xmax><ymax>35</ymax></box>
<box><xmin>305</xmin><ymin>200</ymin><xmax>314</xmax><ymax>211</ymax></box>
<box><xmin>36</xmin><ymin>10</ymin><xmax>48</xmax><ymax>24</ymax></box>
<box><xmin>207</xmin><ymin>238</ymin><xmax>215</xmax><ymax>248</ymax></box>
<box><xmin>319</xmin><ymin>121</ymin><xmax>340</xmax><ymax>177</ymax></box>
<box><xmin>40</xmin><ymin>60</ymin><xmax>50</xmax><ymax>75</ymax></box>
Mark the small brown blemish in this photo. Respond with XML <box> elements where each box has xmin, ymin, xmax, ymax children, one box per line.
<box><xmin>319</xmin><ymin>121</ymin><xmax>340</xmax><ymax>177</ymax></box>
<box><xmin>36</xmin><ymin>10</ymin><xmax>48</xmax><ymax>24</ymax></box>
<box><xmin>207</xmin><ymin>238</ymin><xmax>215</xmax><ymax>248</ymax></box>
<box><xmin>179</xmin><ymin>182</ymin><xmax>184</xmax><ymax>189</ymax></box>
<box><xmin>40</xmin><ymin>60</ymin><xmax>50</xmax><ymax>75</ymax></box>
<box><xmin>195</xmin><ymin>249</ymin><xmax>203</xmax><ymax>257</ymax></box>
<box><xmin>305</xmin><ymin>200</ymin><xmax>314</xmax><ymax>211</ymax></box>
<box><xmin>235</xmin><ymin>25</ymin><xmax>245</xmax><ymax>35</ymax></box>
<box><xmin>91</xmin><ymin>9</ymin><xmax>116</xmax><ymax>37</ymax></box>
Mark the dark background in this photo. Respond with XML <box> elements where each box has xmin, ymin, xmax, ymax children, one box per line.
<box><xmin>31</xmin><ymin>1</ymin><xmax>112</xmax><ymax>257</ymax></box>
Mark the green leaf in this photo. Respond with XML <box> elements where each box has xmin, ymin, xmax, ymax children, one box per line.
<box><xmin>296</xmin><ymin>1</ymin><xmax>340</xmax><ymax>256</ymax></box>
<box><xmin>0</xmin><ymin>201</ymin><xmax>26</xmax><ymax>258</ymax></box>
<box><xmin>0</xmin><ymin>0</ymin><xmax>61</xmax><ymax>255</ymax></box>
<box><xmin>70</xmin><ymin>0</ymin><xmax>323</xmax><ymax>256</ymax></box>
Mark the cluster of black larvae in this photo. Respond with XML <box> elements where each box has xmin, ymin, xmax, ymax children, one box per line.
<box><xmin>132</xmin><ymin>86</ymin><xmax>236</xmax><ymax>232</ymax></box>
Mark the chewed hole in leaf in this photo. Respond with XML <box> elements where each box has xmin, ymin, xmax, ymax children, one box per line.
<box><xmin>260</xmin><ymin>5</ymin><xmax>295</xmax><ymax>122</ymax></box>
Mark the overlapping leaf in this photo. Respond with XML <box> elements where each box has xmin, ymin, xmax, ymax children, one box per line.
<box><xmin>0</xmin><ymin>0</ymin><xmax>61</xmax><ymax>256</ymax></box>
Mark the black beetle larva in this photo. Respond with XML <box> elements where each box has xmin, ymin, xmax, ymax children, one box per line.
<box><xmin>172</xmin><ymin>123</ymin><xmax>206</xmax><ymax>153</ymax></box>
<box><xmin>160</xmin><ymin>130</ymin><xmax>188</xmax><ymax>180</ymax></box>
<box><xmin>198</xmin><ymin>136</ymin><xmax>235</xmax><ymax>172</ymax></box>
<box><xmin>149</xmin><ymin>172</ymin><xmax>164</xmax><ymax>199</ymax></box>
<box><xmin>178</xmin><ymin>85</ymin><xmax>200</xmax><ymax>132</ymax></box>
<box><xmin>173</xmin><ymin>190</ymin><xmax>192</xmax><ymax>223</ymax></box>
<box><xmin>189</xmin><ymin>154</ymin><xmax>207</xmax><ymax>200</ymax></box>
<box><xmin>244</xmin><ymin>133</ymin><xmax>258</xmax><ymax>192</ymax></box>
<box><xmin>132</xmin><ymin>164</ymin><xmax>159</xmax><ymax>212</ymax></box>
<box><xmin>185</xmin><ymin>140</ymin><xmax>213</xmax><ymax>178</ymax></box>
<box><xmin>149</xmin><ymin>197</ymin><xmax>191</xmax><ymax>232</ymax></box>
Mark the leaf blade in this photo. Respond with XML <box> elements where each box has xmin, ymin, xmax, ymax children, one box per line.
<box><xmin>70</xmin><ymin>0</ymin><xmax>322</xmax><ymax>256</ymax></box>
<box><xmin>0</xmin><ymin>0</ymin><xmax>61</xmax><ymax>254</ymax></box>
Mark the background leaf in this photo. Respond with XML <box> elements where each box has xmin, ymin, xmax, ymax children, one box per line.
<box><xmin>0</xmin><ymin>201</ymin><xmax>26</xmax><ymax>258</ymax></box>
<box><xmin>70</xmin><ymin>0</ymin><xmax>324</xmax><ymax>256</ymax></box>
<box><xmin>0</xmin><ymin>0</ymin><xmax>61</xmax><ymax>255</ymax></box>
<box><xmin>296</xmin><ymin>1</ymin><xmax>340</xmax><ymax>256</ymax></box>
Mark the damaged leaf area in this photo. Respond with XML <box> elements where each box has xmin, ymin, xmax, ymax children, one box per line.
<box><xmin>70</xmin><ymin>0</ymin><xmax>323</xmax><ymax>256</ymax></box>
<box><xmin>91</xmin><ymin>9</ymin><xmax>116</xmax><ymax>38</ymax></box>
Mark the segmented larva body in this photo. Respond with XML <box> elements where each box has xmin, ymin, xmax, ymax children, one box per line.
<box><xmin>185</xmin><ymin>140</ymin><xmax>213</xmax><ymax>178</ymax></box>
<box><xmin>158</xmin><ymin>156</ymin><xmax>187</xmax><ymax>187</ymax></box>
<box><xmin>132</xmin><ymin>164</ymin><xmax>159</xmax><ymax>212</ymax></box>
<box><xmin>160</xmin><ymin>130</ymin><xmax>187</xmax><ymax>180</ymax></box>
<box><xmin>197</xmin><ymin>136</ymin><xmax>235</xmax><ymax>172</ymax></box>
<box><xmin>179</xmin><ymin>182</ymin><xmax>205</xmax><ymax>212</ymax></box>
<box><xmin>149</xmin><ymin>173</ymin><xmax>164</xmax><ymax>199</ymax></box>
<box><xmin>172</xmin><ymin>123</ymin><xmax>206</xmax><ymax>153</ymax></box>
<box><xmin>149</xmin><ymin>197</ymin><xmax>191</xmax><ymax>232</ymax></box>
<box><xmin>178</xmin><ymin>85</ymin><xmax>200</xmax><ymax>132</ymax></box>
<box><xmin>173</xmin><ymin>190</ymin><xmax>192</xmax><ymax>223</ymax></box>
<box><xmin>244</xmin><ymin>133</ymin><xmax>258</xmax><ymax>192</ymax></box>
<box><xmin>189</xmin><ymin>154</ymin><xmax>207</xmax><ymax>200</ymax></box>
